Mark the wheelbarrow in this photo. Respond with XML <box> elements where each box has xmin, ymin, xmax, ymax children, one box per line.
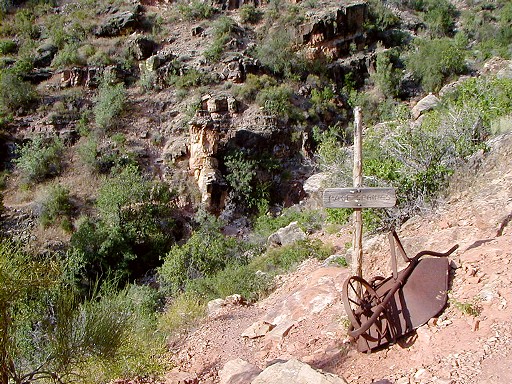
<box><xmin>342</xmin><ymin>231</ymin><xmax>459</xmax><ymax>352</ymax></box>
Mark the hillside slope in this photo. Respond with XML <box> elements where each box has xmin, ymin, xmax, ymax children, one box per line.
<box><xmin>164</xmin><ymin>132</ymin><xmax>512</xmax><ymax>383</ymax></box>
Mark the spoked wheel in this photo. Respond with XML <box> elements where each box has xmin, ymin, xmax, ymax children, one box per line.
<box><xmin>342</xmin><ymin>276</ymin><xmax>389</xmax><ymax>343</ymax></box>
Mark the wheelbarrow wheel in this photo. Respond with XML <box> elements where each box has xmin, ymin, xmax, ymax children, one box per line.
<box><xmin>343</xmin><ymin>276</ymin><xmax>389</xmax><ymax>343</ymax></box>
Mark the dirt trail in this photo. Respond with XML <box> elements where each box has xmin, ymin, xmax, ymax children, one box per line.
<box><xmin>165</xmin><ymin>133</ymin><xmax>512</xmax><ymax>383</ymax></box>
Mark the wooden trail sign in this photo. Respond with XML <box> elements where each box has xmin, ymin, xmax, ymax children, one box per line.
<box><xmin>322</xmin><ymin>107</ymin><xmax>396</xmax><ymax>282</ymax></box>
<box><xmin>323</xmin><ymin>187</ymin><xmax>396</xmax><ymax>208</ymax></box>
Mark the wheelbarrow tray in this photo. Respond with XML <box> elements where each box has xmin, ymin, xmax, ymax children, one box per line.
<box><xmin>355</xmin><ymin>256</ymin><xmax>450</xmax><ymax>352</ymax></box>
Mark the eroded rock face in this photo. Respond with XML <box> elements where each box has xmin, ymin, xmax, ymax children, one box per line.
<box><xmin>297</xmin><ymin>2</ymin><xmax>367</xmax><ymax>59</ymax></box>
<box><xmin>188</xmin><ymin>95</ymin><xmax>238</xmax><ymax>212</ymax></box>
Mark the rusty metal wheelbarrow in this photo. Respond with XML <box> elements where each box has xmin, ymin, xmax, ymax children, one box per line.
<box><xmin>342</xmin><ymin>231</ymin><xmax>458</xmax><ymax>352</ymax></box>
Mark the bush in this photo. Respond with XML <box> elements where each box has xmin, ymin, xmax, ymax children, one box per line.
<box><xmin>416</xmin><ymin>0</ymin><xmax>457</xmax><ymax>37</ymax></box>
<box><xmin>406</xmin><ymin>35</ymin><xmax>467</xmax><ymax>92</ymax></box>
<box><xmin>186</xmin><ymin>262</ymin><xmax>272</xmax><ymax>302</ymax></box>
<box><xmin>14</xmin><ymin>136</ymin><xmax>64</xmax><ymax>185</ymax></box>
<box><xmin>239</xmin><ymin>4</ymin><xmax>262</xmax><ymax>24</ymax></box>
<box><xmin>37</xmin><ymin>184</ymin><xmax>73</xmax><ymax>228</ymax></box>
<box><xmin>203</xmin><ymin>16</ymin><xmax>238</xmax><ymax>62</ymax></box>
<box><xmin>232</xmin><ymin>74</ymin><xmax>277</xmax><ymax>102</ymax></box>
<box><xmin>158</xmin><ymin>292</ymin><xmax>205</xmax><ymax>337</ymax></box>
<box><xmin>254</xmin><ymin>27</ymin><xmax>305</xmax><ymax>77</ymax></box>
<box><xmin>251</xmin><ymin>239</ymin><xmax>332</xmax><ymax>273</ymax></box>
<box><xmin>93</xmin><ymin>80</ymin><xmax>126</xmax><ymax>131</ymax></box>
<box><xmin>0</xmin><ymin>39</ymin><xmax>16</xmax><ymax>54</ymax></box>
<box><xmin>71</xmin><ymin>165</ymin><xmax>176</xmax><ymax>282</ymax></box>
<box><xmin>256</xmin><ymin>83</ymin><xmax>297</xmax><ymax>118</ymax></box>
<box><xmin>0</xmin><ymin>70</ymin><xmax>38</xmax><ymax>114</ymax></box>
<box><xmin>51</xmin><ymin>42</ymin><xmax>86</xmax><ymax>69</ymax></box>
<box><xmin>372</xmin><ymin>49</ymin><xmax>401</xmax><ymax>97</ymax></box>
<box><xmin>177</xmin><ymin>0</ymin><xmax>215</xmax><ymax>21</ymax></box>
<box><xmin>158</xmin><ymin>212</ymin><xmax>249</xmax><ymax>296</ymax></box>
<box><xmin>254</xmin><ymin>206</ymin><xmax>323</xmax><ymax>238</ymax></box>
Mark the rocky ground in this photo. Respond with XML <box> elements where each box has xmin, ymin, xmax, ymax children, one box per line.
<box><xmin>162</xmin><ymin>132</ymin><xmax>512</xmax><ymax>384</ymax></box>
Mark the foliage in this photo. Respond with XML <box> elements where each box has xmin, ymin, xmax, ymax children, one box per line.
<box><xmin>443</xmin><ymin>76</ymin><xmax>512</xmax><ymax>131</ymax></box>
<box><xmin>372</xmin><ymin>49</ymin><xmax>402</xmax><ymax>97</ymax></box>
<box><xmin>312</xmin><ymin>124</ymin><xmax>350</xmax><ymax>185</ymax></box>
<box><xmin>177</xmin><ymin>0</ymin><xmax>215</xmax><ymax>21</ymax></box>
<box><xmin>70</xmin><ymin>165</ymin><xmax>176</xmax><ymax>282</ymax></box>
<box><xmin>0</xmin><ymin>69</ymin><xmax>38</xmax><ymax>114</ymax></box>
<box><xmin>167</xmin><ymin>68</ymin><xmax>215</xmax><ymax>89</ymax></box>
<box><xmin>204</xmin><ymin>16</ymin><xmax>237</xmax><ymax>63</ymax></box>
<box><xmin>0</xmin><ymin>240</ymin><xmax>59</xmax><ymax>384</ymax></box>
<box><xmin>254</xmin><ymin>26</ymin><xmax>305</xmax><ymax>78</ymax></box>
<box><xmin>37</xmin><ymin>183</ymin><xmax>73</xmax><ymax>229</ymax></box>
<box><xmin>93</xmin><ymin>79</ymin><xmax>126</xmax><ymax>131</ymax></box>
<box><xmin>0</xmin><ymin>39</ymin><xmax>16</xmax><ymax>54</ymax></box>
<box><xmin>251</xmin><ymin>239</ymin><xmax>332</xmax><ymax>273</ymax></box>
<box><xmin>254</xmin><ymin>207</ymin><xmax>323</xmax><ymax>239</ymax></box>
<box><xmin>158</xmin><ymin>292</ymin><xmax>205</xmax><ymax>337</ymax></box>
<box><xmin>256</xmin><ymin>83</ymin><xmax>298</xmax><ymax>119</ymax></box>
<box><xmin>223</xmin><ymin>149</ymin><xmax>282</xmax><ymax>211</ymax></box>
<box><xmin>366</xmin><ymin>0</ymin><xmax>401</xmax><ymax>31</ymax></box>
<box><xmin>420</xmin><ymin>0</ymin><xmax>457</xmax><ymax>37</ymax></box>
<box><xmin>14</xmin><ymin>136</ymin><xmax>64</xmax><ymax>185</ymax></box>
<box><xmin>406</xmin><ymin>35</ymin><xmax>467</xmax><ymax>92</ymax></box>
<box><xmin>158</xmin><ymin>211</ymin><xmax>248</xmax><ymax>296</ymax></box>
<box><xmin>186</xmin><ymin>262</ymin><xmax>272</xmax><ymax>302</ymax></box>
<box><xmin>51</xmin><ymin>42</ymin><xmax>86</xmax><ymax>69</ymax></box>
<box><xmin>0</xmin><ymin>243</ymin><xmax>166</xmax><ymax>384</ymax></box>
<box><xmin>232</xmin><ymin>74</ymin><xmax>277</xmax><ymax>102</ymax></box>
<box><xmin>239</xmin><ymin>4</ymin><xmax>262</xmax><ymax>24</ymax></box>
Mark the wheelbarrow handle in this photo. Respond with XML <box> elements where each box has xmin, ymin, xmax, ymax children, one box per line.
<box><xmin>348</xmin><ymin>243</ymin><xmax>459</xmax><ymax>339</ymax></box>
<box><xmin>413</xmin><ymin>244</ymin><xmax>459</xmax><ymax>260</ymax></box>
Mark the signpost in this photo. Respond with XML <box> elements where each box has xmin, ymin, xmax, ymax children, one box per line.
<box><xmin>322</xmin><ymin>107</ymin><xmax>396</xmax><ymax>282</ymax></box>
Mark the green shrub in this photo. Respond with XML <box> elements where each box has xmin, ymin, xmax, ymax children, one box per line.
<box><xmin>38</xmin><ymin>184</ymin><xmax>73</xmax><ymax>228</ymax></box>
<box><xmin>232</xmin><ymin>74</ymin><xmax>277</xmax><ymax>102</ymax></box>
<box><xmin>0</xmin><ymin>70</ymin><xmax>38</xmax><ymax>114</ymax></box>
<box><xmin>256</xmin><ymin>83</ymin><xmax>297</xmax><ymax>118</ymax></box>
<box><xmin>158</xmin><ymin>212</ymin><xmax>249</xmax><ymax>296</ymax></box>
<box><xmin>0</xmin><ymin>39</ymin><xmax>16</xmax><ymax>54</ymax></box>
<box><xmin>251</xmin><ymin>239</ymin><xmax>332</xmax><ymax>273</ymax></box>
<box><xmin>158</xmin><ymin>292</ymin><xmax>205</xmax><ymax>337</ymax></box>
<box><xmin>177</xmin><ymin>0</ymin><xmax>215</xmax><ymax>21</ymax></box>
<box><xmin>168</xmin><ymin>68</ymin><xmax>214</xmax><ymax>89</ymax></box>
<box><xmin>239</xmin><ymin>4</ymin><xmax>262</xmax><ymax>24</ymax></box>
<box><xmin>366</xmin><ymin>0</ymin><xmax>401</xmax><ymax>31</ymax></box>
<box><xmin>0</xmin><ymin>240</ymin><xmax>60</xmax><ymax>384</ymax></box>
<box><xmin>421</xmin><ymin>0</ymin><xmax>456</xmax><ymax>37</ymax></box>
<box><xmin>254</xmin><ymin>27</ymin><xmax>305</xmax><ymax>77</ymax></box>
<box><xmin>372</xmin><ymin>49</ymin><xmax>401</xmax><ymax>97</ymax></box>
<box><xmin>51</xmin><ymin>42</ymin><xmax>86</xmax><ymax>69</ymax></box>
<box><xmin>71</xmin><ymin>165</ymin><xmax>176</xmax><ymax>283</ymax></box>
<box><xmin>14</xmin><ymin>136</ymin><xmax>64</xmax><ymax>185</ymax></box>
<box><xmin>254</xmin><ymin>207</ymin><xmax>323</xmax><ymax>238</ymax></box>
<box><xmin>406</xmin><ymin>35</ymin><xmax>467</xmax><ymax>92</ymax></box>
<box><xmin>93</xmin><ymin>80</ymin><xmax>126</xmax><ymax>131</ymax></box>
<box><xmin>203</xmin><ymin>16</ymin><xmax>237</xmax><ymax>63</ymax></box>
<box><xmin>186</xmin><ymin>262</ymin><xmax>272</xmax><ymax>302</ymax></box>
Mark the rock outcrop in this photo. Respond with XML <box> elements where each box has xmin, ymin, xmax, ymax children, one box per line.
<box><xmin>252</xmin><ymin>359</ymin><xmax>348</xmax><ymax>384</ymax></box>
<box><xmin>297</xmin><ymin>2</ymin><xmax>367</xmax><ymax>59</ymax></box>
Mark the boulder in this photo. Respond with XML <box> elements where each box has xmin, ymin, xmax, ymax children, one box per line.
<box><xmin>218</xmin><ymin>358</ymin><xmax>261</xmax><ymax>384</ymax></box>
<box><xmin>94</xmin><ymin>6</ymin><xmax>143</xmax><ymax>37</ymax></box>
<box><xmin>251</xmin><ymin>359</ymin><xmax>348</xmax><ymax>384</ymax></box>
<box><xmin>267</xmin><ymin>221</ymin><xmax>307</xmax><ymax>247</ymax></box>
<box><xmin>163</xmin><ymin>136</ymin><xmax>188</xmax><ymax>162</ymax></box>
<box><xmin>34</xmin><ymin>43</ymin><xmax>58</xmax><ymax>68</ymax></box>
<box><xmin>303</xmin><ymin>172</ymin><xmax>328</xmax><ymax>207</ymax></box>
<box><xmin>241</xmin><ymin>320</ymin><xmax>275</xmax><ymax>339</ymax></box>
<box><xmin>129</xmin><ymin>36</ymin><xmax>158</xmax><ymax>60</ymax></box>
<box><xmin>411</xmin><ymin>93</ymin><xmax>440</xmax><ymax>120</ymax></box>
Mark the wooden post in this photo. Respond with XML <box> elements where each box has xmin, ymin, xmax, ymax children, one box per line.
<box><xmin>353</xmin><ymin>107</ymin><xmax>363</xmax><ymax>280</ymax></box>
